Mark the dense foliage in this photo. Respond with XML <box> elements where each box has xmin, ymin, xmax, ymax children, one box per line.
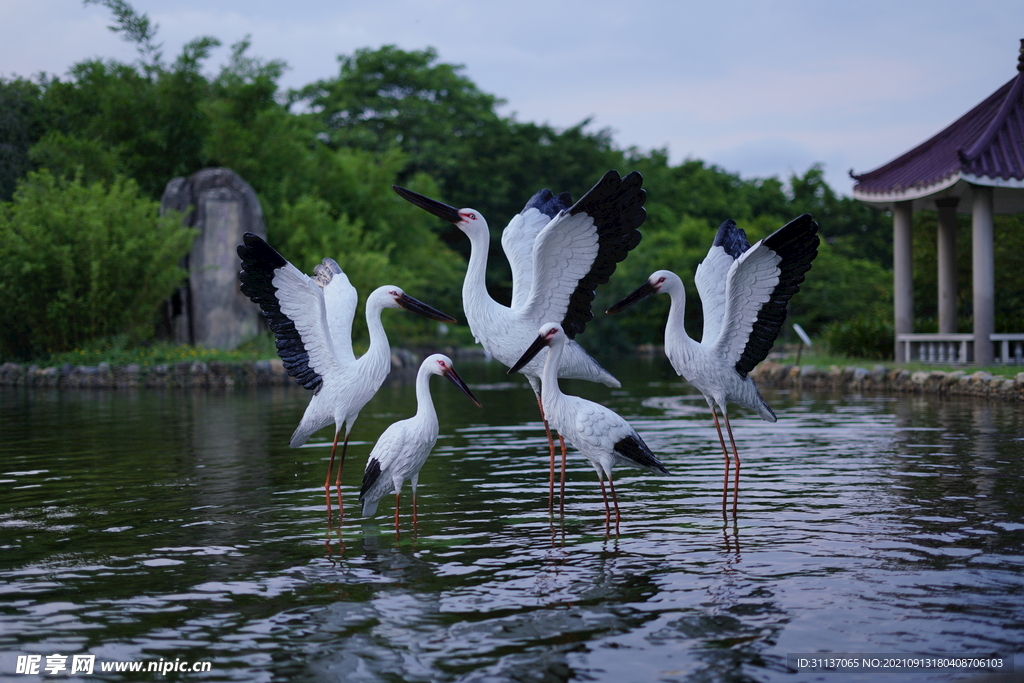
<box><xmin>0</xmin><ymin>171</ymin><xmax>195</xmax><ymax>358</ymax></box>
<box><xmin>14</xmin><ymin>0</ymin><xmax>1017</xmax><ymax>363</ymax></box>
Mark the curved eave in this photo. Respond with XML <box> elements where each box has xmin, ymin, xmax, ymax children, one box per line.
<box><xmin>852</xmin><ymin>172</ymin><xmax>963</xmax><ymax>208</ymax></box>
<box><xmin>854</xmin><ymin>173</ymin><xmax>1024</xmax><ymax>214</ymax></box>
<box><xmin>961</xmin><ymin>172</ymin><xmax>1024</xmax><ymax>188</ymax></box>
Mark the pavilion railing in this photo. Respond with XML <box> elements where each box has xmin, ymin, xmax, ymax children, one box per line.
<box><xmin>897</xmin><ymin>333</ymin><xmax>1024</xmax><ymax>365</ymax></box>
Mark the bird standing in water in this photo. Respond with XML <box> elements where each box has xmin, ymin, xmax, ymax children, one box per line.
<box><xmin>359</xmin><ymin>354</ymin><xmax>482</xmax><ymax>531</ymax></box>
<box><xmin>509</xmin><ymin>323</ymin><xmax>669</xmax><ymax>533</ymax></box>
<box><xmin>607</xmin><ymin>215</ymin><xmax>819</xmax><ymax>512</ymax></box>
<box><xmin>237</xmin><ymin>232</ymin><xmax>457</xmax><ymax>518</ymax></box>
<box><xmin>394</xmin><ymin>171</ymin><xmax>645</xmax><ymax>513</ymax></box>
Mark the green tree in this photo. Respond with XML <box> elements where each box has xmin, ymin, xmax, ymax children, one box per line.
<box><xmin>294</xmin><ymin>45</ymin><xmax>504</xmax><ymax>191</ymax></box>
<box><xmin>33</xmin><ymin>34</ymin><xmax>219</xmax><ymax>198</ymax></box>
<box><xmin>789</xmin><ymin>164</ymin><xmax>892</xmax><ymax>268</ymax></box>
<box><xmin>0</xmin><ymin>171</ymin><xmax>196</xmax><ymax>359</ymax></box>
<box><xmin>0</xmin><ymin>77</ymin><xmax>46</xmax><ymax>202</ymax></box>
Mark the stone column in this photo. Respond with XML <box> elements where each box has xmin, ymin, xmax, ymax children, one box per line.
<box><xmin>160</xmin><ymin>168</ymin><xmax>267</xmax><ymax>350</ymax></box>
<box><xmin>935</xmin><ymin>198</ymin><xmax>959</xmax><ymax>334</ymax></box>
<box><xmin>971</xmin><ymin>185</ymin><xmax>995</xmax><ymax>365</ymax></box>
<box><xmin>893</xmin><ymin>201</ymin><xmax>914</xmax><ymax>362</ymax></box>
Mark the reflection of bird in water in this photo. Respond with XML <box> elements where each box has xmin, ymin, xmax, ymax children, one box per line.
<box><xmin>237</xmin><ymin>233</ymin><xmax>457</xmax><ymax>519</ymax></box>
<box><xmin>607</xmin><ymin>215</ymin><xmax>819</xmax><ymax>513</ymax></box>
<box><xmin>510</xmin><ymin>323</ymin><xmax>669</xmax><ymax>533</ymax></box>
<box><xmin>394</xmin><ymin>171</ymin><xmax>646</xmax><ymax>514</ymax></box>
<box><xmin>359</xmin><ymin>354</ymin><xmax>482</xmax><ymax>532</ymax></box>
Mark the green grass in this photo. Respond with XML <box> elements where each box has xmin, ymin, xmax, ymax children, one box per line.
<box><xmin>776</xmin><ymin>350</ymin><xmax>1023</xmax><ymax>379</ymax></box>
<box><xmin>37</xmin><ymin>333</ymin><xmax>281</xmax><ymax>368</ymax></box>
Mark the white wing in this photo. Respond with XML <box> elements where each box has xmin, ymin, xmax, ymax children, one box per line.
<box><xmin>502</xmin><ymin>189</ymin><xmax>573</xmax><ymax>311</ymax></box>
<box><xmin>270</xmin><ymin>262</ymin><xmax>348</xmax><ymax>384</ymax></box>
<box><xmin>694</xmin><ymin>247</ymin><xmax>734</xmax><ymax>346</ymax></box>
<box><xmin>520</xmin><ymin>210</ymin><xmax>600</xmax><ymax>327</ymax></box>
<box><xmin>314</xmin><ymin>258</ymin><xmax>358</xmax><ymax>365</ymax></box>
<box><xmin>238</xmin><ymin>233</ymin><xmax>346</xmax><ymax>392</ymax></box>
<box><xmin>695</xmin><ymin>220</ymin><xmax>751</xmax><ymax>346</ymax></box>
<box><xmin>711</xmin><ymin>242</ymin><xmax>781</xmax><ymax>368</ymax></box>
<box><xmin>519</xmin><ymin>171</ymin><xmax>645</xmax><ymax>337</ymax></box>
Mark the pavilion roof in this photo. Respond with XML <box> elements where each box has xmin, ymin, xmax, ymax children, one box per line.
<box><xmin>853</xmin><ymin>41</ymin><xmax>1024</xmax><ymax>204</ymax></box>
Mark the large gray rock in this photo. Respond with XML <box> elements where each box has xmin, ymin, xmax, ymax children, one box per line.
<box><xmin>160</xmin><ymin>168</ymin><xmax>266</xmax><ymax>349</ymax></box>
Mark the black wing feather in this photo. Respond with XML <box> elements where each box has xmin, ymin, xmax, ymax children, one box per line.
<box><xmin>735</xmin><ymin>214</ymin><xmax>820</xmax><ymax>377</ymax></box>
<box><xmin>524</xmin><ymin>188</ymin><xmax>573</xmax><ymax>219</ymax></box>
<box><xmin>237</xmin><ymin>232</ymin><xmax>324</xmax><ymax>394</ymax></box>
<box><xmin>613</xmin><ymin>435</ymin><xmax>669</xmax><ymax>474</ymax></box>
<box><xmin>713</xmin><ymin>219</ymin><xmax>751</xmax><ymax>259</ymax></box>
<box><xmin>561</xmin><ymin>170</ymin><xmax>646</xmax><ymax>339</ymax></box>
<box><xmin>360</xmin><ymin>457</ymin><xmax>382</xmax><ymax>499</ymax></box>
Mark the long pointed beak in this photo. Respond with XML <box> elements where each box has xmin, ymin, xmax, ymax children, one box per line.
<box><xmin>606</xmin><ymin>281</ymin><xmax>658</xmax><ymax>314</ymax></box>
<box><xmin>507</xmin><ymin>335</ymin><xmax>549</xmax><ymax>375</ymax></box>
<box><xmin>393</xmin><ymin>185</ymin><xmax>462</xmax><ymax>224</ymax></box>
<box><xmin>396</xmin><ymin>293</ymin><xmax>458</xmax><ymax>323</ymax></box>
<box><xmin>443</xmin><ymin>366</ymin><xmax>482</xmax><ymax>407</ymax></box>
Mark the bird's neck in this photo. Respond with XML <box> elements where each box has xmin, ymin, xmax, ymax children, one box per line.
<box><xmin>414</xmin><ymin>368</ymin><xmax>437</xmax><ymax>422</ymax></box>
<box><xmin>358</xmin><ymin>303</ymin><xmax>393</xmax><ymax>380</ymax></box>
<box><xmin>665</xmin><ymin>286</ymin><xmax>699</xmax><ymax>366</ymax></box>
<box><xmin>462</xmin><ymin>228</ymin><xmax>504</xmax><ymax>326</ymax></box>
<box><xmin>539</xmin><ymin>341</ymin><xmax>564</xmax><ymax>410</ymax></box>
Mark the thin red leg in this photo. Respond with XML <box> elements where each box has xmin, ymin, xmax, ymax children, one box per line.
<box><xmin>723</xmin><ymin>412</ymin><xmax>741</xmax><ymax>514</ymax></box>
<box><xmin>412</xmin><ymin>490</ymin><xmax>418</xmax><ymax>528</ymax></box>
<box><xmin>558</xmin><ymin>433</ymin><xmax>567</xmax><ymax>517</ymax></box>
<box><xmin>537</xmin><ymin>395</ymin><xmax>556</xmax><ymax>514</ymax></box>
<box><xmin>333</xmin><ymin>434</ymin><xmax>350</xmax><ymax>517</ymax></box>
<box><xmin>598</xmin><ymin>476</ymin><xmax>611</xmax><ymax>532</ymax></box>
<box><xmin>324</xmin><ymin>430</ymin><xmax>342</xmax><ymax>518</ymax></box>
<box><xmin>607</xmin><ymin>474</ymin><xmax>621</xmax><ymax>534</ymax></box>
<box><xmin>394</xmin><ymin>492</ymin><xmax>401</xmax><ymax>533</ymax></box>
<box><xmin>711</xmin><ymin>410</ymin><xmax>731</xmax><ymax>512</ymax></box>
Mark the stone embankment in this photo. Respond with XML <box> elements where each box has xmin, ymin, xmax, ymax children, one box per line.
<box><xmin>3</xmin><ymin>355</ymin><xmax>1023</xmax><ymax>401</ymax></box>
<box><xmin>0</xmin><ymin>349</ymin><xmax>427</xmax><ymax>389</ymax></box>
<box><xmin>749</xmin><ymin>360</ymin><xmax>1024</xmax><ymax>402</ymax></box>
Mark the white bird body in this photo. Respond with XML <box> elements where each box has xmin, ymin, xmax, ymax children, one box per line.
<box><xmin>395</xmin><ymin>171</ymin><xmax>646</xmax><ymax>393</ymax></box>
<box><xmin>459</xmin><ymin>219</ymin><xmax>617</xmax><ymax>389</ymax></box>
<box><xmin>510</xmin><ymin>323</ymin><xmax>668</xmax><ymax>527</ymax></box>
<box><xmin>287</xmin><ymin>284</ymin><xmax>412</xmax><ymax>448</ymax></box>
<box><xmin>237</xmin><ymin>233</ymin><xmax>456</xmax><ymax>516</ymax></box>
<box><xmin>360</xmin><ymin>354</ymin><xmax>481</xmax><ymax>524</ymax></box>
<box><xmin>607</xmin><ymin>215</ymin><xmax>819</xmax><ymax>510</ymax></box>
<box><xmin>656</xmin><ymin>270</ymin><xmax>777</xmax><ymax>423</ymax></box>
<box><xmin>396</xmin><ymin>172</ymin><xmax>646</xmax><ymax>512</ymax></box>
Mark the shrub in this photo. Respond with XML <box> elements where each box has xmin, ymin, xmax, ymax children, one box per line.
<box><xmin>0</xmin><ymin>170</ymin><xmax>196</xmax><ymax>360</ymax></box>
<box><xmin>821</xmin><ymin>315</ymin><xmax>894</xmax><ymax>360</ymax></box>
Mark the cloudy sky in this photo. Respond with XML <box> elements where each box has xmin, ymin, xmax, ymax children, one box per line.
<box><xmin>2</xmin><ymin>0</ymin><xmax>1022</xmax><ymax>196</ymax></box>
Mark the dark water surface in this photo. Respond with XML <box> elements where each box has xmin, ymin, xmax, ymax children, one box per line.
<box><xmin>1</xmin><ymin>357</ymin><xmax>1023</xmax><ymax>682</ymax></box>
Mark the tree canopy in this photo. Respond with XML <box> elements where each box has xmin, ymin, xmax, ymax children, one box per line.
<box><xmin>2</xmin><ymin>0</ymin><xmax>959</xmax><ymax>362</ymax></box>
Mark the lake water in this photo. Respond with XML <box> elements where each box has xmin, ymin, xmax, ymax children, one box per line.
<box><xmin>1</xmin><ymin>357</ymin><xmax>1022</xmax><ymax>682</ymax></box>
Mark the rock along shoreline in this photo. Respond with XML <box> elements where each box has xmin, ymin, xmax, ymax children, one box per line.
<box><xmin>0</xmin><ymin>348</ymin><xmax>445</xmax><ymax>390</ymax></box>
<box><xmin>2</xmin><ymin>354</ymin><xmax>1023</xmax><ymax>402</ymax></box>
<box><xmin>747</xmin><ymin>360</ymin><xmax>1024</xmax><ymax>402</ymax></box>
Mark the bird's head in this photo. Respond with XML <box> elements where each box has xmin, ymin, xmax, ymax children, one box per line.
<box><xmin>424</xmin><ymin>353</ymin><xmax>482</xmax><ymax>407</ymax></box>
<box><xmin>392</xmin><ymin>185</ymin><xmax>488</xmax><ymax>237</ymax></box>
<box><xmin>606</xmin><ymin>270</ymin><xmax>679</xmax><ymax>314</ymax></box>
<box><xmin>371</xmin><ymin>286</ymin><xmax>457</xmax><ymax>323</ymax></box>
<box><xmin>507</xmin><ymin>323</ymin><xmax>564</xmax><ymax>375</ymax></box>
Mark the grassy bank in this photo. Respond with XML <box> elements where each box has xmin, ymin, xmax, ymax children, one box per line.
<box><xmin>772</xmin><ymin>350</ymin><xmax>1022</xmax><ymax>379</ymax></box>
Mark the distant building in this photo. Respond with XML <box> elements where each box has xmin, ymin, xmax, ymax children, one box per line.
<box><xmin>852</xmin><ymin>40</ymin><xmax>1024</xmax><ymax>365</ymax></box>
